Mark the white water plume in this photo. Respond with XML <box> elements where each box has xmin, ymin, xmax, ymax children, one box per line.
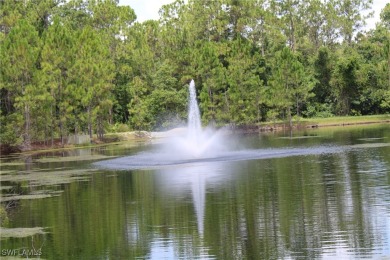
<box><xmin>171</xmin><ymin>80</ymin><xmax>227</xmax><ymax>158</ymax></box>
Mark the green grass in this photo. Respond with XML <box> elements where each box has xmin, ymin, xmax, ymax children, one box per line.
<box><xmin>302</xmin><ymin>114</ymin><xmax>390</xmax><ymax>126</ymax></box>
<box><xmin>258</xmin><ymin>114</ymin><xmax>390</xmax><ymax>128</ymax></box>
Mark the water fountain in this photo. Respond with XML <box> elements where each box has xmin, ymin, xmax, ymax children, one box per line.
<box><xmin>171</xmin><ymin>80</ymin><xmax>226</xmax><ymax>158</ymax></box>
<box><xmin>187</xmin><ymin>80</ymin><xmax>202</xmax><ymax>145</ymax></box>
<box><xmin>94</xmin><ymin>80</ymin><xmax>229</xmax><ymax>170</ymax></box>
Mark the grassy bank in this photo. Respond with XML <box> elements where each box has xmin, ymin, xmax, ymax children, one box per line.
<box><xmin>299</xmin><ymin>114</ymin><xmax>390</xmax><ymax>127</ymax></box>
<box><xmin>256</xmin><ymin>114</ymin><xmax>390</xmax><ymax>130</ymax></box>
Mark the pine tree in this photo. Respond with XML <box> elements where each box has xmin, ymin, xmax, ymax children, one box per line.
<box><xmin>268</xmin><ymin>47</ymin><xmax>314</xmax><ymax>127</ymax></box>
<box><xmin>40</xmin><ymin>17</ymin><xmax>74</xmax><ymax>145</ymax></box>
<box><xmin>70</xmin><ymin>26</ymin><xmax>114</xmax><ymax>139</ymax></box>
<box><xmin>1</xmin><ymin>19</ymin><xmax>40</xmax><ymax>148</ymax></box>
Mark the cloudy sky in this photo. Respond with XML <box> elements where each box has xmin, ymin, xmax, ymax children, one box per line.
<box><xmin>119</xmin><ymin>0</ymin><xmax>174</xmax><ymax>22</ymax></box>
<box><xmin>119</xmin><ymin>0</ymin><xmax>387</xmax><ymax>30</ymax></box>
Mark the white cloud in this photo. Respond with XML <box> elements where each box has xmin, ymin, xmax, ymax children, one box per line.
<box><xmin>119</xmin><ymin>0</ymin><xmax>175</xmax><ymax>22</ymax></box>
<box><xmin>365</xmin><ymin>0</ymin><xmax>388</xmax><ymax>30</ymax></box>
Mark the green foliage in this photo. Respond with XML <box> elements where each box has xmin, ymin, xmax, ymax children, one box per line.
<box><xmin>1</xmin><ymin>19</ymin><xmax>41</xmax><ymax>147</ymax></box>
<box><xmin>0</xmin><ymin>113</ymin><xmax>23</xmax><ymax>146</ymax></box>
<box><xmin>268</xmin><ymin>47</ymin><xmax>315</xmax><ymax>126</ymax></box>
<box><xmin>194</xmin><ymin>41</ymin><xmax>229</xmax><ymax>124</ymax></box>
<box><xmin>226</xmin><ymin>40</ymin><xmax>264</xmax><ymax>124</ymax></box>
<box><xmin>127</xmin><ymin>77</ymin><xmax>151</xmax><ymax>131</ymax></box>
<box><xmin>330</xmin><ymin>47</ymin><xmax>366</xmax><ymax>115</ymax></box>
<box><xmin>312</xmin><ymin>47</ymin><xmax>333</xmax><ymax>104</ymax></box>
<box><xmin>303</xmin><ymin>103</ymin><xmax>334</xmax><ymax>118</ymax></box>
<box><xmin>0</xmin><ymin>0</ymin><xmax>389</xmax><ymax>148</ymax></box>
<box><xmin>0</xmin><ymin>204</ymin><xmax>9</xmax><ymax>227</ymax></box>
<box><xmin>110</xmin><ymin>123</ymin><xmax>130</xmax><ymax>133</ymax></box>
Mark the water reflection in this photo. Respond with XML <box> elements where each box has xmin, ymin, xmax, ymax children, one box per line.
<box><xmin>1</xmin><ymin>126</ymin><xmax>390</xmax><ymax>259</ymax></box>
<box><xmin>156</xmin><ymin>162</ymin><xmax>234</xmax><ymax>237</ymax></box>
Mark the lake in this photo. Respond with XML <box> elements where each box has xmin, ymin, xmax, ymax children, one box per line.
<box><xmin>1</xmin><ymin>124</ymin><xmax>390</xmax><ymax>259</ymax></box>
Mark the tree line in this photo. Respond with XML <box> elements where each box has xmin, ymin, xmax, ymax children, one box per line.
<box><xmin>1</xmin><ymin>0</ymin><xmax>389</xmax><ymax>148</ymax></box>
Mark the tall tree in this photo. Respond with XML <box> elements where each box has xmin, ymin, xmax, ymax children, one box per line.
<box><xmin>268</xmin><ymin>47</ymin><xmax>314</xmax><ymax>127</ymax></box>
<box><xmin>194</xmin><ymin>41</ymin><xmax>229</xmax><ymax>124</ymax></box>
<box><xmin>377</xmin><ymin>4</ymin><xmax>390</xmax><ymax>110</ymax></box>
<box><xmin>312</xmin><ymin>47</ymin><xmax>334</xmax><ymax>104</ymax></box>
<box><xmin>25</xmin><ymin>0</ymin><xmax>64</xmax><ymax>36</ymax></box>
<box><xmin>0</xmin><ymin>0</ymin><xmax>26</xmax><ymax>37</ymax></box>
<box><xmin>330</xmin><ymin>47</ymin><xmax>362</xmax><ymax>115</ymax></box>
<box><xmin>226</xmin><ymin>39</ymin><xmax>264</xmax><ymax>124</ymax></box>
<box><xmin>88</xmin><ymin>0</ymin><xmax>136</xmax><ymax>125</ymax></box>
<box><xmin>127</xmin><ymin>77</ymin><xmax>151</xmax><ymax>131</ymax></box>
<box><xmin>149</xmin><ymin>60</ymin><xmax>187</xmax><ymax>129</ymax></box>
<box><xmin>321</xmin><ymin>0</ymin><xmax>342</xmax><ymax>47</ymax></box>
<box><xmin>245</xmin><ymin>0</ymin><xmax>283</xmax><ymax>57</ymax></box>
<box><xmin>122</xmin><ymin>21</ymin><xmax>159</xmax><ymax>129</ymax></box>
<box><xmin>70</xmin><ymin>26</ymin><xmax>115</xmax><ymax>139</ymax></box>
<box><xmin>0</xmin><ymin>19</ymin><xmax>40</xmax><ymax>148</ymax></box>
<box><xmin>271</xmin><ymin>0</ymin><xmax>303</xmax><ymax>52</ymax></box>
<box><xmin>336</xmin><ymin>0</ymin><xmax>373</xmax><ymax>45</ymax></box>
<box><xmin>40</xmin><ymin>17</ymin><xmax>74</xmax><ymax>145</ymax></box>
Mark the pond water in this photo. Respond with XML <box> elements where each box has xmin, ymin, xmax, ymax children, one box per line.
<box><xmin>1</xmin><ymin>124</ymin><xmax>390</xmax><ymax>259</ymax></box>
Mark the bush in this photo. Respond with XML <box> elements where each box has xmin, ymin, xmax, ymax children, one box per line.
<box><xmin>109</xmin><ymin>123</ymin><xmax>130</xmax><ymax>133</ymax></box>
<box><xmin>0</xmin><ymin>115</ymin><xmax>22</xmax><ymax>146</ymax></box>
<box><xmin>0</xmin><ymin>205</ymin><xmax>9</xmax><ymax>227</ymax></box>
<box><xmin>304</xmin><ymin>103</ymin><xmax>334</xmax><ymax>118</ymax></box>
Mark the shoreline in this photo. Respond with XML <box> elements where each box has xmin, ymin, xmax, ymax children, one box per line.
<box><xmin>235</xmin><ymin>117</ymin><xmax>390</xmax><ymax>133</ymax></box>
<box><xmin>1</xmin><ymin>116</ymin><xmax>389</xmax><ymax>156</ymax></box>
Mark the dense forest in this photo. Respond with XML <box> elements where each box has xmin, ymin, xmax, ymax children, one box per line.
<box><xmin>1</xmin><ymin>0</ymin><xmax>389</xmax><ymax>149</ymax></box>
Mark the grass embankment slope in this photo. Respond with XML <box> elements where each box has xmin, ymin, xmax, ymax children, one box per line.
<box><xmin>257</xmin><ymin>114</ymin><xmax>390</xmax><ymax>129</ymax></box>
<box><xmin>299</xmin><ymin>114</ymin><xmax>390</xmax><ymax>127</ymax></box>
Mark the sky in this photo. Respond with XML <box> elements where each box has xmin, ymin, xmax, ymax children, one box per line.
<box><xmin>119</xmin><ymin>0</ymin><xmax>388</xmax><ymax>30</ymax></box>
<box><xmin>119</xmin><ymin>0</ymin><xmax>175</xmax><ymax>22</ymax></box>
<box><xmin>367</xmin><ymin>0</ymin><xmax>388</xmax><ymax>29</ymax></box>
